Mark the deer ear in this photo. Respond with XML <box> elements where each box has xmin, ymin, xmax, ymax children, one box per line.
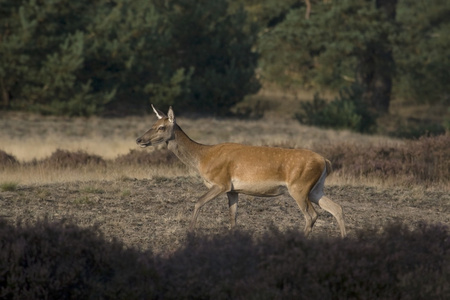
<box><xmin>151</xmin><ymin>104</ymin><xmax>166</xmax><ymax>119</ymax></box>
<box><xmin>168</xmin><ymin>106</ymin><xmax>175</xmax><ymax>123</ymax></box>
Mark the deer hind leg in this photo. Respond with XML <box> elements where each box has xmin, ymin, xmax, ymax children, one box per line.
<box><xmin>317</xmin><ymin>196</ymin><xmax>347</xmax><ymax>237</ymax></box>
<box><xmin>227</xmin><ymin>192</ymin><xmax>239</xmax><ymax>229</ymax></box>
<box><xmin>288</xmin><ymin>186</ymin><xmax>318</xmax><ymax>237</ymax></box>
<box><xmin>190</xmin><ymin>185</ymin><xmax>226</xmax><ymax>230</ymax></box>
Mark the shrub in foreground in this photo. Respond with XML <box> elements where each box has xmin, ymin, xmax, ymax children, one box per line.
<box><xmin>0</xmin><ymin>219</ymin><xmax>448</xmax><ymax>299</ymax></box>
<box><xmin>163</xmin><ymin>224</ymin><xmax>449</xmax><ymax>299</ymax></box>
<box><xmin>0</xmin><ymin>219</ymin><xmax>158</xmax><ymax>299</ymax></box>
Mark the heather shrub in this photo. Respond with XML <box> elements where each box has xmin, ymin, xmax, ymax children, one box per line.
<box><xmin>0</xmin><ymin>219</ymin><xmax>158</xmax><ymax>299</ymax></box>
<box><xmin>0</xmin><ymin>150</ymin><xmax>18</xmax><ymax>168</ymax></box>
<box><xmin>410</xmin><ymin>123</ymin><xmax>445</xmax><ymax>138</ymax></box>
<box><xmin>162</xmin><ymin>223</ymin><xmax>449</xmax><ymax>299</ymax></box>
<box><xmin>0</xmin><ymin>219</ymin><xmax>448</xmax><ymax>299</ymax></box>
<box><xmin>35</xmin><ymin>149</ymin><xmax>106</xmax><ymax>169</ymax></box>
<box><xmin>114</xmin><ymin>149</ymin><xmax>180</xmax><ymax>166</ymax></box>
<box><xmin>159</xmin><ymin>231</ymin><xmax>259</xmax><ymax>299</ymax></box>
<box><xmin>314</xmin><ymin>134</ymin><xmax>450</xmax><ymax>185</ymax></box>
<box><xmin>390</xmin><ymin>120</ymin><xmax>447</xmax><ymax>139</ymax></box>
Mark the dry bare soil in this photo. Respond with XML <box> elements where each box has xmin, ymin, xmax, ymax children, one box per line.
<box><xmin>1</xmin><ymin>177</ymin><xmax>448</xmax><ymax>254</ymax></box>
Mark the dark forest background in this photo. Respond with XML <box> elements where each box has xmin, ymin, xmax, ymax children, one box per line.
<box><xmin>1</xmin><ymin>0</ymin><xmax>449</xmax><ymax>135</ymax></box>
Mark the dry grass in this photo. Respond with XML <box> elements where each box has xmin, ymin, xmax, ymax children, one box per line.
<box><xmin>0</xmin><ymin>112</ymin><xmax>148</xmax><ymax>161</ymax></box>
<box><xmin>0</xmin><ymin>112</ymin><xmax>404</xmax><ymax>185</ymax></box>
<box><xmin>1</xmin><ymin>111</ymin><xmax>448</xmax><ymax>189</ymax></box>
<box><xmin>0</xmin><ymin>111</ymin><xmax>399</xmax><ymax>160</ymax></box>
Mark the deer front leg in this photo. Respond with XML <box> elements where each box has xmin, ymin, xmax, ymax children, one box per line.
<box><xmin>190</xmin><ymin>185</ymin><xmax>226</xmax><ymax>230</ymax></box>
<box><xmin>227</xmin><ymin>192</ymin><xmax>239</xmax><ymax>228</ymax></box>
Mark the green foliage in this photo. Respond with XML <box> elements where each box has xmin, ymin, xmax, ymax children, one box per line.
<box><xmin>258</xmin><ymin>1</ymin><xmax>394</xmax><ymax>86</ymax></box>
<box><xmin>0</xmin><ymin>1</ymin><xmax>118</xmax><ymax>115</ymax></box>
<box><xmin>1</xmin><ymin>219</ymin><xmax>448</xmax><ymax>298</ymax></box>
<box><xmin>296</xmin><ymin>94</ymin><xmax>360</xmax><ymax>130</ymax></box>
<box><xmin>2</xmin><ymin>0</ymin><xmax>448</xmax><ymax>117</ymax></box>
<box><xmin>154</xmin><ymin>0</ymin><xmax>260</xmax><ymax>115</ymax></box>
<box><xmin>0</xmin><ymin>0</ymin><xmax>260</xmax><ymax>116</ymax></box>
<box><xmin>257</xmin><ymin>0</ymin><xmax>449</xmax><ymax>113</ymax></box>
<box><xmin>395</xmin><ymin>0</ymin><xmax>450</xmax><ymax>105</ymax></box>
<box><xmin>296</xmin><ymin>84</ymin><xmax>376</xmax><ymax>133</ymax></box>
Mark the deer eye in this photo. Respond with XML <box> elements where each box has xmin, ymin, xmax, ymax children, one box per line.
<box><xmin>157</xmin><ymin>126</ymin><xmax>165</xmax><ymax>131</ymax></box>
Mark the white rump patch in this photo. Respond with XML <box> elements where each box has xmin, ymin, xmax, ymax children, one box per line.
<box><xmin>309</xmin><ymin>166</ymin><xmax>327</xmax><ymax>203</ymax></box>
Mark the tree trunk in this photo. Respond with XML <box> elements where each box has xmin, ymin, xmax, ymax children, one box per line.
<box><xmin>0</xmin><ymin>78</ymin><xmax>10</xmax><ymax>109</ymax></box>
<box><xmin>304</xmin><ymin>0</ymin><xmax>311</xmax><ymax>19</ymax></box>
<box><xmin>359</xmin><ymin>0</ymin><xmax>397</xmax><ymax>114</ymax></box>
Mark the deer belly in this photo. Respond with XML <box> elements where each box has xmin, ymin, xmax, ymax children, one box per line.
<box><xmin>231</xmin><ymin>180</ymin><xmax>287</xmax><ymax>197</ymax></box>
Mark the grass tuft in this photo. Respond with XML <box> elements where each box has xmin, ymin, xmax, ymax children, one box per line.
<box><xmin>73</xmin><ymin>196</ymin><xmax>94</xmax><ymax>206</ymax></box>
<box><xmin>0</xmin><ymin>182</ymin><xmax>19</xmax><ymax>192</ymax></box>
<box><xmin>81</xmin><ymin>186</ymin><xmax>105</xmax><ymax>194</ymax></box>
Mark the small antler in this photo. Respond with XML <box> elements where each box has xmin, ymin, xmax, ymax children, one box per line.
<box><xmin>151</xmin><ymin>104</ymin><xmax>166</xmax><ymax>119</ymax></box>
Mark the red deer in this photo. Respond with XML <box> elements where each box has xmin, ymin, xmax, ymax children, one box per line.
<box><xmin>136</xmin><ymin>105</ymin><xmax>346</xmax><ymax>237</ymax></box>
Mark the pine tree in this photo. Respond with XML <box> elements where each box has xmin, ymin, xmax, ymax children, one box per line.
<box><xmin>258</xmin><ymin>0</ymin><xmax>397</xmax><ymax>115</ymax></box>
<box><xmin>395</xmin><ymin>0</ymin><xmax>450</xmax><ymax>106</ymax></box>
<box><xmin>154</xmin><ymin>0</ymin><xmax>260</xmax><ymax>115</ymax></box>
<box><xmin>0</xmin><ymin>0</ymin><xmax>33</xmax><ymax>109</ymax></box>
<box><xmin>1</xmin><ymin>0</ymin><xmax>260</xmax><ymax>116</ymax></box>
<box><xmin>0</xmin><ymin>0</ymin><xmax>115</xmax><ymax>115</ymax></box>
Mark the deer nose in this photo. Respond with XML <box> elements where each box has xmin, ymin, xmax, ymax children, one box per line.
<box><xmin>136</xmin><ymin>137</ymin><xmax>142</xmax><ymax>144</ymax></box>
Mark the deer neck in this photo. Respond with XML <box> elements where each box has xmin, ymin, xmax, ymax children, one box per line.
<box><xmin>167</xmin><ymin>124</ymin><xmax>207</xmax><ymax>170</ymax></box>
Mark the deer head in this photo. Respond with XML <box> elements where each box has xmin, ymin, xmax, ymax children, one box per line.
<box><xmin>136</xmin><ymin>105</ymin><xmax>176</xmax><ymax>148</ymax></box>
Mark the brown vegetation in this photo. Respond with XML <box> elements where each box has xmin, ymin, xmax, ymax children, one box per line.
<box><xmin>312</xmin><ymin>134</ymin><xmax>450</xmax><ymax>187</ymax></box>
<box><xmin>0</xmin><ymin>218</ymin><xmax>448</xmax><ymax>299</ymax></box>
<box><xmin>0</xmin><ymin>150</ymin><xmax>18</xmax><ymax>169</ymax></box>
<box><xmin>29</xmin><ymin>149</ymin><xmax>106</xmax><ymax>169</ymax></box>
<box><xmin>115</xmin><ymin>149</ymin><xmax>180</xmax><ymax>166</ymax></box>
<box><xmin>2</xmin><ymin>133</ymin><xmax>448</xmax><ymax>187</ymax></box>
<box><xmin>0</xmin><ymin>219</ymin><xmax>157</xmax><ymax>299</ymax></box>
